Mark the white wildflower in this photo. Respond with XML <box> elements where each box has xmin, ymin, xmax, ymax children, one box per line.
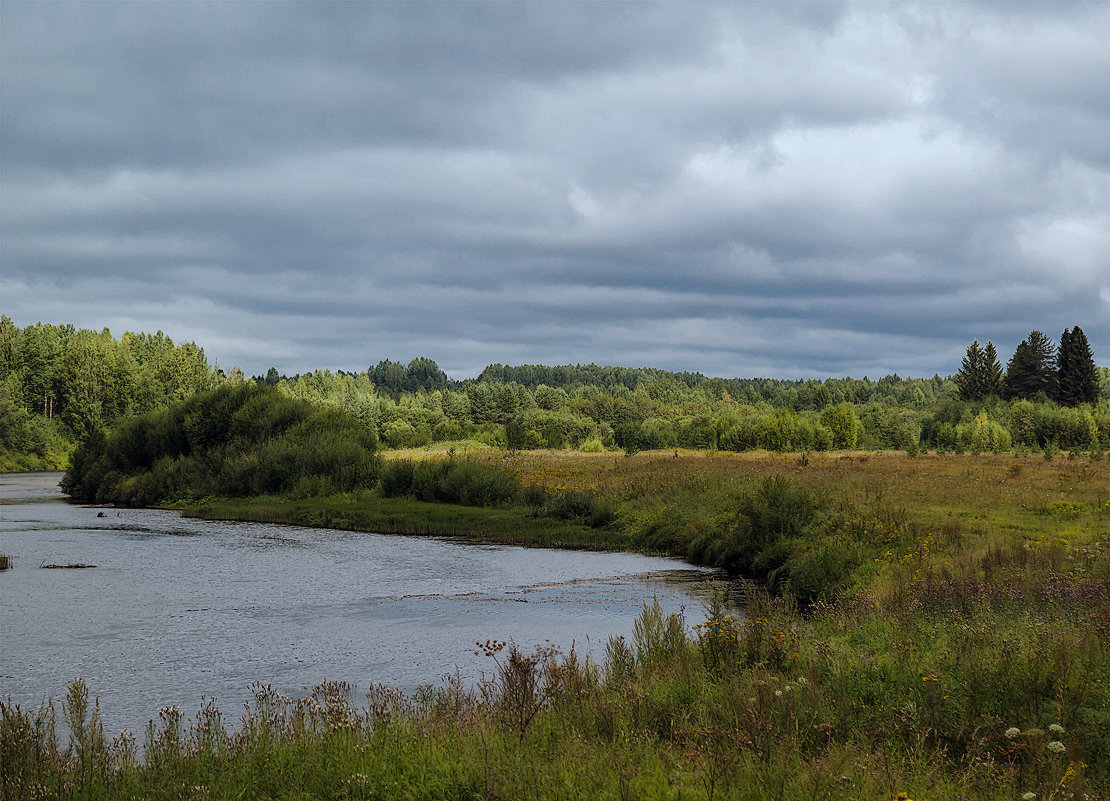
<box><xmin>1049</xmin><ymin>723</ymin><xmax>1065</xmax><ymax>735</ymax></box>
<box><xmin>1047</xmin><ymin>740</ymin><xmax>1066</xmax><ymax>753</ymax></box>
<box><xmin>774</xmin><ymin>690</ymin><xmax>783</xmax><ymax>697</ymax></box>
<box><xmin>1004</xmin><ymin>727</ymin><xmax>1021</xmax><ymax>739</ymax></box>
<box><xmin>1022</xmin><ymin>792</ymin><xmax>1036</xmax><ymax>800</ymax></box>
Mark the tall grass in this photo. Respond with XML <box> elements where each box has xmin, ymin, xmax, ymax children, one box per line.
<box><xmin>4</xmin><ymin>586</ymin><xmax>1106</xmax><ymax>800</ymax></box>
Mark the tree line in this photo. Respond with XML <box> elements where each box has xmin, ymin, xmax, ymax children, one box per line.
<box><xmin>0</xmin><ymin>316</ymin><xmax>217</xmax><ymax>469</ymax></box>
<box><xmin>955</xmin><ymin>327</ymin><xmax>1099</xmax><ymax>405</ymax></box>
<box><xmin>3</xmin><ymin>317</ymin><xmax>1109</xmax><ymax>471</ymax></box>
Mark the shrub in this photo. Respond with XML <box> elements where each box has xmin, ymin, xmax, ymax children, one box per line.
<box><xmin>381</xmin><ymin>458</ymin><xmax>518</xmax><ymax>508</ymax></box>
<box><xmin>687</xmin><ymin>475</ymin><xmax>817</xmax><ymax>577</ymax></box>
<box><xmin>957</xmin><ymin>411</ymin><xmax>1012</xmax><ymax>453</ymax></box>
<box><xmin>62</xmin><ymin>386</ymin><xmax>381</xmax><ymax>504</ymax></box>
<box><xmin>778</xmin><ymin>539</ymin><xmax>861</xmax><ymax>604</ymax></box>
<box><xmin>379</xmin><ymin>459</ymin><xmax>417</xmax><ymax>497</ymax></box>
<box><xmin>540</xmin><ymin>490</ymin><xmax>615</xmax><ymax>528</ymax></box>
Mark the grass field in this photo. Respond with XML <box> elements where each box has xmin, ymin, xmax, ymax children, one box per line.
<box><xmin>3</xmin><ymin>448</ymin><xmax>1108</xmax><ymax>800</ymax></box>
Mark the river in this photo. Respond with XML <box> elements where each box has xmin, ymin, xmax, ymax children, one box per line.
<box><xmin>0</xmin><ymin>472</ymin><xmax>713</xmax><ymax>737</ymax></box>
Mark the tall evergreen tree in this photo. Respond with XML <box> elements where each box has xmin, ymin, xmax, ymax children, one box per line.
<box><xmin>955</xmin><ymin>340</ymin><xmax>1004</xmax><ymax>401</ymax></box>
<box><xmin>1056</xmin><ymin>326</ymin><xmax>1098</xmax><ymax>406</ymax></box>
<box><xmin>955</xmin><ymin>340</ymin><xmax>985</xmax><ymax>401</ymax></box>
<box><xmin>1004</xmin><ymin>330</ymin><xmax>1057</xmax><ymax>400</ymax></box>
<box><xmin>982</xmin><ymin>341</ymin><xmax>1004</xmax><ymax>398</ymax></box>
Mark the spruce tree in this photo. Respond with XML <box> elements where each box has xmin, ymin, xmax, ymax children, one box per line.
<box><xmin>1057</xmin><ymin>326</ymin><xmax>1098</xmax><ymax>406</ymax></box>
<box><xmin>982</xmin><ymin>341</ymin><xmax>1004</xmax><ymax>398</ymax></box>
<box><xmin>955</xmin><ymin>340</ymin><xmax>985</xmax><ymax>401</ymax></box>
<box><xmin>1004</xmin><ymin>331</ymin><xmax>1057</xmax><ymax>400</ymax></box>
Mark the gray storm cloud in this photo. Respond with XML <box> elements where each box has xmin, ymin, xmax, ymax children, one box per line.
<box><xmin>2</xmin><ymin>1</ymin><xmax>1107</xmax><ymax>378</ymax></box>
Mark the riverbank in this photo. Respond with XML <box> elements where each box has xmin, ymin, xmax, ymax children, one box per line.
<box><xmin>186</xmin><ymin>447</ymin><xmax>1110</xmax><ymax>566</ymax></box>
<box><xmin>5</xmin><ymin>450</ymin><xmax>1108</xmax><ymax>798</ymax></box>
<box><xmin>184</xmin><ymin>493</ymin><xmax>625</xmax><ymax>552</ymax></box>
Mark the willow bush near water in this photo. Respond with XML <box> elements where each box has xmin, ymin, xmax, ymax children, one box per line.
<box><xmin>686</xmin><ymin>475</ymin><xmax>818</xmax><ymax>578</ymax></box>
<box><xmin>378</xmin><ymin>457</ymin><xmax>519</xmax><ymax>507</ymax></box>
<box><xmin>61</xmin><ymin>384</ymin><xmax>382</xmax><ymax>505</ymax></box>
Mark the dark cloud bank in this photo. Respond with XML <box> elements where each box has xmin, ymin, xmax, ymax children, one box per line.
<box><xmin>2</xmin><ymin>2</ymin><xmax>1107</xmax><ymax>379</ymax></box>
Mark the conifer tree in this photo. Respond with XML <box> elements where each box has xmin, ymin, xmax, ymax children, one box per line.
<box><xmin>982</xmin><ymin>341</ymin><xmax>1004</xmax><ymax>398</ymax></box>
<box><xmin>1004</xmin><ymin>330</ymin><xmax>1057</xmax><ymax>400</ymax></box>
<box><xmin>955</xmin><ymin>340</ymin><xmax>1004</xmax><ymax>401</ymax></box>
<box><xmin>955</xmin><ymin>340</ymin><xmax>985</xmax><ymax>401</ymax></box>
<box><xmin>1056</xmin><ymin>326</ymin><xmax>1098</xmax><ymax>406</ymax></box>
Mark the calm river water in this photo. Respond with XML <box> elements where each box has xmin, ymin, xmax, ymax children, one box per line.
<box><xmin>0</xmin><ymin>472</ymin><xmax>713</xmax><ymax>736</ymax></box>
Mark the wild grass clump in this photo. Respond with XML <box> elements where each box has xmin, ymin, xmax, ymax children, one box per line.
<box><xmin>379</xmin><ymin>457</ymin><xmax>519</xmax><ymax>507</ymax></box>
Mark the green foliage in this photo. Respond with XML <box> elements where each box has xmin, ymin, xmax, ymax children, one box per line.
<box><xmin>1006</xmin><ymin>330</ymin><xmax>1058</xmax><ymax>400</ymax></box>
<box><xmin>534</xmin><ymin>490</ymin><xmax>615</xmax><ymax>528</ymax></box>
<box><xmin>578</xmin><ymin>435</ymin><xmax>606</xmax><ymax>453</ymax></box>
<box><xmin>956</xmin><ymin>410</ymin><xmax>1013</xmax><ymax>453</ymax></box>
<box><xmin>819</xmin><ymin>402</ymin><xmax>862</xmax><ymax>449</ymax></box>
<box><xmin>0</xmin><ymin>317</ymin><xmax>216</xmax><ymax>466</ymax></box>
<box><xmin>1057</xmin><ymin>326</ymin><xmax>1099</xmax><ymax>406</ymax></box>
<box><xmin>687</xmin><ymin>475</ymin><xmax>817</xmax><ymax>576</ymax></box>
<box><xmin>379</xmin><ymin>458</ymin><xmax>519</xmax><ymax>507</ymax></box>
<box><xmin>4</xmin><ymin>318</ymin><xmax>1104</xmax><ymax>477</ymax></box>
<box><xmin>955</xmin><ymin>339</ymin><xmax>1003</xmax><ymax>401</ymax></box>
<box><xmin>61</xmin><ymin>385</ymin><xmax>380</xmax><ymax>504</ymax></box>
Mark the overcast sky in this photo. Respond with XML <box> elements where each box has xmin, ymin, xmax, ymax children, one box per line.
<box><xmin>2</xmin><ymin>2</ymin><xmax>1107</xmax><ymax>380</ymax></box>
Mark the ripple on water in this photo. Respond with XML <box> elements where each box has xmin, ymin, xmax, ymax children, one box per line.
<box><xmin>0</xmin><ymin>471</ymin><xmax>718</xmax><ymax>737</ymax></box>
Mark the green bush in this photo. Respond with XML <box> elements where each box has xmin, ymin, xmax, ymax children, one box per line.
<box><xmin>62</xmin><ymin>385</ymin><xmax>381</xmax><ymax>504</ymax></box>
<box><xmin>956</xmin><ymin>411</ymin><xmax>1012</xmax><ymax>453</ymax></box>
<box><xmin>819</xmin><ymin>402</ymin><xmax>862</xmax><ymax>449</ymax></box>
<box><xmin>687</xmin><ymin>475</ymin><xmax>818</xmax><ymax>577</ymax></box>
<box><xmin>578</xmin><ymin>436</ymin><xmax>605</xmax><ymax>453</ymax></box>
<box><xmin>778</xmin><ymin>539</ymin><xmax>861</xmax><ymax>604</ymax></box>
<box><xmin>539</xmin><ymin>490</ymin><xmax>615</xmax><ymax>528</ymax></box>
<box><xmin>380</xmin><ymin>458</ymin><xmax>518</xmax><ymax>508</ymax></box>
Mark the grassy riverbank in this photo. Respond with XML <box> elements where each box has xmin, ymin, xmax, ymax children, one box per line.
<box><xmin>185</xmin><ymin>493</ymin><xmax>622</xmax><ymax>551</ymax></box>
<box><xmin>4</xmin><ymin>449</ymin><xmax>1108</xmax><ymax>799</ymax></box>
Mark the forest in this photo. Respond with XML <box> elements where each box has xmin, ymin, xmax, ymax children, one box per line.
<box><xmin>3</xmin><ymin>316</ymin><xmax>1108</xmax><ymax>473</ymax></box>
